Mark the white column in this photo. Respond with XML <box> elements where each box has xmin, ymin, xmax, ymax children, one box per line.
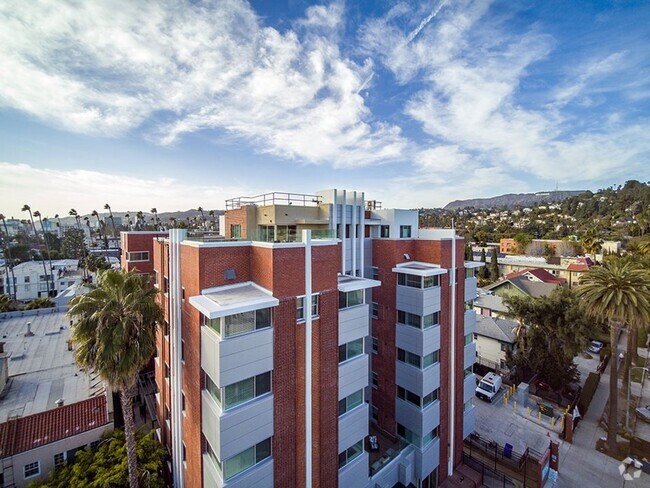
<box><xmin>359</xmin><ymin>192</ymin><xmax>365</xmax><ymax>278</ymax></box>
<box><xmin>448</xmin><ymin>224</ymin><xmax>457</xmax><ymax>477</ymax></box>
<box><xmin>169</xmin><ymin>228</ymin><xmax>187</xmax><ymax>488</ymax></box>
<box><xmin>341</xmin><ymin>190</ymin><xmax>346</xmax><ymax>274</ymax></box>
<box><xmin>352</xmin><ymin>191</ymin><xmax>357</xmax><ymax>276</ymax></box>
<box><xmin>303</xmin><ymin>230</ymin><xmax>313</xmax><ymax>488</ymax></box>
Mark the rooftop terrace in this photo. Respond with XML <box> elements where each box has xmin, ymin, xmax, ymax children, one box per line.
<box><xmin>225</xmin><ymin>192</ymin><xmax>322</xmax><ymax>210</ymax></box>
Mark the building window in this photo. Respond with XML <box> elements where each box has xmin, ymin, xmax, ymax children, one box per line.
<box><xmin>500</xmin><ymin>342</ymin><xmax>510</xmax><ymax>352</ymax></box>
<box><xmin>164</xmin><ymin>363</ymin><xmax>170</xmax><ymax>380</ymax></box>
<box><xmin>422</xmin><ymin>426</ymin><xmax>439</xmax><ymax>447</ymax></box>
<box><xmin>399</xmin><ymin>225</ymin><xmax>412</xmax><ymax>238</ymax></box>
<box><xmin>464</xmin><ymin>333</ymin><xmax>473</xmax><ymax>346</ymax></box>
<box><xmin>54</xmin><ymin>452</ymin><xmax>66</xmax><ymax>469</ymax></box>
<box><xmin>397</xmin><ymin>310</ymin><xmax>439</xmax><ymax>329</ymax></box>
<box><xmin>345</xmin><ymin>224</ymin><xmax>351</xmax><ymax>239</ymax></box>
<box><xmin>223</xmin><ymin>438</ymin><xmax>272</xmax><ymax>480</ymax></box>
<box><xmin>24</xmin><ymin>461</ymin><xmax>40</xmax><ymax>479</ymax></box>
<box><xmin>205</xmin><ymin>373</ymin><xmax>222</xmax><ymax>406</ymax></box>
<box><xmin>465</xmin><ymin>267</ymin><xmax>476</xmax><ymax>278</ymax></box>
<box><xmin>201</xmin><ymin>314</ymin><xmax>220</xmax><ymax>335</ymax></box>
<box><xmin>371</xmin><ymin>336</ymin><xmax>378</xmax><ymax>354</ymax></box>
<box><xmin>338</xmin><ymin>440</ymin><xmax>363</xmax><ymax>469</ymax></box>
<box><xmin>398</xmin><ymin>273</ymin><xmax>439</xmax><ymax>288</ymax></box>
<box><xmin>24</xmin><ymin>276</ymin><xmax>30</xmax><ymax>283</ymax></box>
<box><xmin>181</xmin><ymin>340</ymin><xmax>185</xmax><ymax>361</ymax></box>
<box><xmin>397</xmin><ymin>423</ymin><xmax>421</xmax><ymax>447</ymax></box>
<box><xmin>182</xmin><ymin>392</ymin><xmax>186</xmax><ymax>412</ymax></box>
<box><xmin>222</xmin><ymin>372</ymin><xmax>272</xmax><ymax>410</ymax></box>
<box><xmin>126</xmin><ymin>251</ymin><xmax>149</xmax><ymax>262</ymax></box>
<box><xmin>230</xmin><ymin>224</ymin><xmax>242</xmax><ymax>238</ymax></box>
<box><xmin>371</xmin><ymin>405</ymin><xmax>379</xmax><ymax>423</ymax></box>
<box><xmin>297</xmin><ymin>294</ymin><xmax>319</xmax><ymax>321</ymax></box>
<box><xmin>339</xmin><ymin>338</ymin><xmax>363</xmax><ymax>363</ymax></box>
<box><xmin>163</xmin><ymin>276</ymin><xmax>169</xmax><ymax>294</ymax></box>
<box><xmin>372</xmin><ymin>371</ymin><xmax>379</xmax><ymax>388</ymax></box>
<box><xmin>371</xmin><ymin>266</ymin><xmax>379</xmax><ymax>280</ymax></box>
<box><xmin>397</xmin><ymin>348</ymin><xmax>439</xmax><ymax>369</ymax></box>
<box><xmin>371</xmin><ymin>302</ymin><xmax>379</xmax><ymax>319</ymax></box>
<box><xmin>380</xmin><ymin>225</ymin><xmax>390</xmax><ymax>238</ymax></box>
<box><xmin>338</xmin><ymin>389</ymin><xmax>363</xmax><ymax>416</ymax></box>
<box><xmin>397</xmin><ymin>386</ymin><xmax>438</xmax><ymax>409</ymax></box>
<box><xmin>182</xmin><ymin>442</ymin><xmax>187</xmax><ymax>462</ymax></box>
<box><xmin>464</xmin><ymin>366</ymin><xmax>473</xmax><ymax>378</ymax></box>
<box><xmin>339</xmin><ymin>289</ymin><xmax>363</xmax><ymax>309</ymax></box>
<box><xmin>464</xmin><ymin>301</ymin><xmax>474</xmax><ymax>311</ymax></box>
<box><xmin>202</xmin><ymin>309</ymin><xmax>272</xmax><ymax>338</ymax></box>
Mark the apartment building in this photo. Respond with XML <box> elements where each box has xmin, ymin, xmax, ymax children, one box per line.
<box><xmin>2</xmin><ymin>259</ymin><xmax>82</xmax><ymax>302</ymax></box>
<box><xmin>122</xmin><ymin>189</ymin><xmax>480</xmax><ymax>488</ymax></box>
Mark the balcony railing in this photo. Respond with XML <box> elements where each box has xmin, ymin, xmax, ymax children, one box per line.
<box><xmin>226</xmin><ymin>192</ymin><xmax>322</xmax><ymax>210</ymax></box>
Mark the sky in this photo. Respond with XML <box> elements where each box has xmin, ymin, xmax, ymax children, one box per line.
<box><xmin>1</xmin><ymin>0</ymin><xmax>649</xmax><ymax>218</ymax></box>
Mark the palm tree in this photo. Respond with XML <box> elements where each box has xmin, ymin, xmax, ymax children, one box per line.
<box><xmin>54</xmin><ymin>213</ymin><xmax>62</xmax><ymax>237</ymax></box>
<box><xmin>208</xmin><ymin>210</ymin><xmax>215</xmax><ymax>230</ymax></box>
<box><xmin>22</xmin><ymin>204</ymin><xmax>51</xmax><ymax>297</ymax></box>
<box><xmin>577</xmin><ymin>260</ymin><xmax>650</xmax><ymax>450</ymax></box>
<box><xmin>33</xmin><ymin>211</ymin><xmax>54</xmax><ymax>293</ymax></box>
<box><xmin>197</xmin><ymin>206</ymin><xmax>206</xmax><ymax>228</ymax></box>
<box><xmin>580</xmin><ymin>227</ymin><xmax>603</xmax><ymax>256</ymax></box>
<box><xmin>0</xmin><ymin>213</ymin><xmax>17</xmax><ymax>300</ymax></box>
<box><xmin>69</xmin><ymin>208</ymin><xmax>82</xmax><ymax>230</ymax></box>
<box><xmin>150</xmin><ymin>208</ymin><xmax>158</xmax><ymax>230</ymax></box>
<box><xmin>104</xmin><ymin>203</ymin><xmax>117</xmax><ymax>238</ymax></box>
<box><xmin>91</xmin><ymin>210</ymin><xmax>108</xmax><ymax>249</ymax></box>
<box><xmin>136</xmin><ymin>211</ymin><xmax>145</xmax><ymax>230</ymax></box>
<box><xmin>67</xmin><ymin>269</ymin><xmax>163</xmax><ymax>488</ymax></box>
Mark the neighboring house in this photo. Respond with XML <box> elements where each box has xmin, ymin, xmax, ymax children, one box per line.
<box><xmin>496</xmin><ymin>255</ymin><xmax>592</xmax><ymax>288</ymax></box>
<box><xmin>473</xmin><ymin>289</ymin><xmax>509</xmax><ymax>318</ymax></box>
<box><xmin>0</xmin><ymin>310</ymin><xmax>114</xmax><ymax>487</ymax></box>
<box><xmin>2</xmin><ymin>260</ymin><xmax>83</xmax><ymax>302</ymax></box>
<box><xmin>474</xmin><ymin>315</ymin><xmax>518</xmax><ymax>373</ymax></box>
<box><xmin>485</xmin><ymin>269</ymin><xmax>564</xmax><ymax>299</ymax></box>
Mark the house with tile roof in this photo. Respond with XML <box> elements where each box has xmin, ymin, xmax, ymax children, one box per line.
<box><xmin>474</xmin><ymin>315</ymin><xmax>519</xmax><ymax>374</ymax></box>
<box><xmin>484</xmin><ymin>269</ymin><xmax>565</xmax><ymax>299</ymax></box>
<box><xmin>0</xmin><ymin>310</ymin><xmax>113</xmax><ymax>487</ymax></box>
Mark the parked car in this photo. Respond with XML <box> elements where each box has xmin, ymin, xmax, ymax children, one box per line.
<box><xmin>636</xmin><ymin>405</ymin><xmax>650</xmax><ymax>422</ymax></box>
<box><xmin>588</xmin><ymin>340</ymin><xmax>604</xmax><ymax>354</ymax></box>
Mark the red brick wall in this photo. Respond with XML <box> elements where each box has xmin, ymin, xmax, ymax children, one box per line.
<box><xmin>120</xmin><ymin>232</ymin><xmax>167</xmax><ymax>274</ymax></box>
<box><xmin>223</xmin><ymin>207</ymin><xmax>249</xmax><ymax>239</ymax></box>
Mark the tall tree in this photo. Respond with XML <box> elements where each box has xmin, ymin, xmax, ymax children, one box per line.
<box><xmin>478</xmin><ymin>248</ymin><xmax>488</xmax><ymax>279</ymax></box>
<box><xmin>490</xmin><ymin>247</ymin><xmax>500</xmax><ymax>282</ymax></box>
<box><xmin>580</xmin><ymin>227</ymin><xmax>603</xmax><ymax>256</ymax></box>
<box><xmin>62</xmin><ymin>228</ymin><xmax>87</xmax><ymax>260</ymax></box>
<box><xmin>197</xmin><ymin>206</ymin><xmax>206</xmax><ymax>228</ymax></box>
<box><xmin>150</xmin><ymin>208</ymin><xmax>158</xmax><ymax>230</ymax></box>
<box><xmin>104</xmin><ymin>203</ymin><xmax>117</xmax><ymax>237</ymax></box>
<box><xmin>33</xmin><ymin>211</ymin><xmax>55</xmax><ymax>290</ymax></box>
<box><xmin>513</xmin><ymin>233</ymin><xmax>534</xmax><ymax>254</ymax></box>
<box><xmin>0</xmin><ymin>213</ymin><xmax>17</xmax><ymax>300</ymax></box>
<box><xmin>92</xmin><ymin>210</ymin><xmax>108</xmax><ymax>249</ymax></box>
<box><xmin>67</xmin><ymin>270</ymin><xmax>164</xmax><ymax>488</ymax></box>
<box><xmin>22</xmin><ymin>204</ymin><xmax>51</xmax><ymax>297</ymax></box>
<box><xmin>576</xmin><ymin>260</ymin><xmax>650</xmax><ymax>450</ymax></box>
<box><xmin>54</xmin><ymin>213</ymin><xmax>62</xmax><ymax>237</ymax></box>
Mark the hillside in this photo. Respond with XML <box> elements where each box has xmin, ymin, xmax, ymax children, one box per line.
<box><xmin>444</xmin><ymin>190</ymin><xmax>585</xmax><ymax>210</ymax></box>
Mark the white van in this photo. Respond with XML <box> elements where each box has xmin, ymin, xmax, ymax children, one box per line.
<box><xmin>475</xmin><ymin>372</ymin><xmax>502</xmax><ymax>402</ymax></box>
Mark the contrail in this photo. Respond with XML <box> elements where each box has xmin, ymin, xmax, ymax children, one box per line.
<box><xmin>405</xmin><ymin>0</ymin><xmax>449</xmax><ymax>44</ymax></box>
<box><xmin>357</xmin><ymin>72</ymin><xmax>374</xmax><ymax>94</ymax></box>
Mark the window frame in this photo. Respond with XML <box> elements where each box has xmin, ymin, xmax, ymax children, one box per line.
<box><xmin>399</xmin><ymin>225</ymin><xmax>412</xmax><ymax>238</ymax></box>
<box><xmin>126</xmin><ymin>251</ymin><xmax>150</xmax><ymax>262</ymax></box>
<box><xmin>24</xmin><ymin>461</ymin><xmax>40</xmax><ymax>479</ymax></box>
<box><xmin>297</xmin><ymin>294</ymin><xmax>319</xmax><ymax>321</ymax></box>
<box><xmin>339</xmin><ymin>338</ymin><xmax>364</xmax><ymax>363</ymax></box>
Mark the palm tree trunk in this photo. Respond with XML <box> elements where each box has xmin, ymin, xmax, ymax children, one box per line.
<box><xmin>607</xmin><ymin>320</ymin><xmax>620</xmax><ymax>452</ymax></box>
<box><xmin>623</xmin><ymin>325</ymin><xmax>638</xmax><ymax>385</ymax></box>
<box><xmin>120</xmin><ymin>385</ymin><xmax>140</xmax><ymax>488</ymax></box>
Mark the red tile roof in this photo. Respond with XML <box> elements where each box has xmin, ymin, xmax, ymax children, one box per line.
<box><xmin>504</xmin><ymin>268</ymin><xmax>566</xmax><ymax>285</ymax></box>
<box><xmin>567</xmin><ymin>263</ymin><xmax>590</xmax><ymax>271</ymax></box>
<box><xmin>0</xmin><ymin>395</ymin><xmax>109</xmax><ymax>458</ymax></box>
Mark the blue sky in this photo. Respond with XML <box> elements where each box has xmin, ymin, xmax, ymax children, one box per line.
<box><xmin>1</xmin><ymin>0</ymin><xmax>649</xmax><ymax>217</ymax></box>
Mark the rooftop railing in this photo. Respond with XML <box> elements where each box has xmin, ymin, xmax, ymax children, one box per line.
<box><xmin>225</xmin><ymin>192</ymin><xmax>322</xmax><ymax>210</ymax></box>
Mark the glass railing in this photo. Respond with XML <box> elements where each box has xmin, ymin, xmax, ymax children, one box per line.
<box><xmin>247</xmin><ymin>228</ymin><xmax>336</xmax><ymax>243</ymax></box>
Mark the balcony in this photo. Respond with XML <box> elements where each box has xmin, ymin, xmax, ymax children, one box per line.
<box><xmin>202</xmin><ymin>390</ymin><xmax>273</xmax><ymax>461</ymax></box>
<box><xmin>201</xmin><ymin>326</ymin><xmax>273</xmax><ymax>387</ymax></box>
<box><xmin>396</xmin><ymin>323</ymin><xmax>440</xmax><ymax>357</ymax></box>
<box><xmin>395</xmin><ymin>361</ymin><xmax>440</xmax><ymax>398</ymax></box>
<box><xmin>465</xmin><ymin>276</ymin><xmax>478</xmax><ymax>302</ymax></box>
<box><xmin>395</xmin><ymin>398</ymin><xmax>440</xmax><ymax>438</ymax></box>
<box><xmin>463</xmin><ymin>373</ymin><xmax>476</xmax><ymax>402</ymax></box>
<box><xmin>339</xmin><ymin>304</ymin><xmax>370</xmax><ymax>346</ymax></box>
<box><xmin>464</xmin><ymin>342</ymin><xmax>476</xmax><ymax>370</ymax></box>
<box><xmin>339</xmin><ymin>403</ymin><xmax>369</xmax><ymax>454</ymax></box>
<box><xmin>464</xmin><ymin>309</ymin><xmax>477</xmax><ymax>336</ymax></box>
<box><xmin>339</xmin><ymin>354</ymin><xmax>369</xmax><ymax>399</ymax></box>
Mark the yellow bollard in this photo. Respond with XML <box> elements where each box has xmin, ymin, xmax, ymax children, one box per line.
<box><xmin>528</xmin><ymin>407</ymin><xmax>531</xmax><ymax>417</ymax></box>
<box><xmin>551</xmin><ymin>417</ymin><xmax>555</xmax><ymax>429</ymax></box>
<box><xmin>514</xmin><ymin>401</ymin><xmax>517</xmax><ymax>414</ymax></box>
<box><xmin>538</xmin><ymin>411</ymin><xmax>542</xmax><ymax>422</ymax></box>
<box><xmin>560</xmin><ymin>416</ymin><xmax>564</xmax><ymax>431</ymax></box>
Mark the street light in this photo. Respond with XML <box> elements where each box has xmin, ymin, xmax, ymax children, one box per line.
<box><xmin>626</xmin><ymin>366</ymin><xmax>649</xmax><ymax>431</ymax></box>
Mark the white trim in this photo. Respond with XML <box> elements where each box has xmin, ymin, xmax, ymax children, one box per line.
<box><xmin>448</xmin><ymin>224</ymin><xmax>457</xmax><ymax>477</ymax></box>
<box><xmin>337</xmin><ymin>276</ymin><xmax>381</xmax><ymax>292</ymax></box>
<box><xmin>464</xmin><ymin>261</ymin><xmax>486</xmax><ymax>269</ymax></box>
<box><xmin>303</xmin><ymin>229</ymin><xmax>313</xmax><ymax>488</ymax></box>
<box><xmin>190</xmin><ymin>282</ymin><xmax>279</xmax><ymax>319</ymax></box>
<box><xmin>182</xmin><ymin>240</ymin><xmax>249</xmax><ymax>248</ymax></box>
<box><xmin>201</xmin><ymin>280</ymin><xmax>274</xmax><ymax>296</ymax></box>
<box><xmin>341</xmin><ymin>190</ymin><xmax>346</xmax><ymax>274</ymax></box>
<box><xmin>392</xmin><ymin>262</ymin><xmax>448</xmax><ymax>277</ymax></box>
<box><xmin>360</xmin><ymin>191</ymin><xmax>365</xmax><ymax>278</ymax></box>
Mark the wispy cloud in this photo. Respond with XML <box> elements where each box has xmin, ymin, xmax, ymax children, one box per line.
<box><xmin>0</xmin><ymin>0</ymin><xmax>407</xmax><ymax>167</ymax></box>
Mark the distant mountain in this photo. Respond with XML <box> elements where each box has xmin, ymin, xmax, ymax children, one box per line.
<box><xmin>444</xmin><ymin>191</ymin><xmax>586</xmax><ymax>210</ymax></box>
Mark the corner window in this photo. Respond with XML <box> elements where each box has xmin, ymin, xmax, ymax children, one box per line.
<box><xmin>24</xmin><ymin>461</ymin><xmax>40</xmax><ymax>479</ymax></box>
<box><xmin>219</xmin><ymin>372</ymin><xmax>272</xmax><ymax>410</ymax></box>
<box><xmin>397</xmin><ymin>310</ymin><xmax>439</xmax><ymax>329</ymax></box>
<box><xmin>464</xmin><ymin>333</ymin><xmax>473</xmax><ymax>346</ymax></box>
<box><xmin>339</xmin><ymin>289</ymin><xmax>363</xmax><ymax>309</ymax></box>
<box><xmin>398</xmin><ymin>273</ymin><xmax>439</xmax><ymax>288</ymax></box>
<box><xmin>465</xmin><ymin>267</ymin><xmax>476</xmax><ymax>278</ymax></box>
<box><xmin>399</xmin><ymin>225</ymin><xmax>412</xmax><ymax>238</ymax></box>
<box><xmin>380</xmin><ymin>225</ymin><xmax>390</xmax><ymax>238</ymax></box>
<box><xmin>339</xmin><ymin>338</ymin><xmax>363</xmax><ymax>363</ymax></box>
<box><xmin>338</xmin><ymin>389</ymin><xmax>363</xmax><ymax>416</ymax></box>
<box><xmin>221</xmin><ymin>438</ymin><xmax>271</xmax><ymax>480</ymax></box>
<box><xmin>338</xmin><ymin>440</ymin><xmax>363</xmax><ymax>469</ymax></box>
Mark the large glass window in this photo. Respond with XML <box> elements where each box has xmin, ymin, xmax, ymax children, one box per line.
<box><xmin>202</xmin><ymin>308</ymin><xmax>272</xmax><ymax>338</ymax></box>
<box><xmin>423</xmin><ymin>274</ymin><xmax>440</xmax><ymax>288</ymax></box>
<box><xmin>399</xmin><ymin>225</ymin><xmax>412</xmax><ymax>238</ymax></box>
<box><xmin>465</xmin><ymin>267</ymin><xmax>476</xmax><ymax>278</ymax></box>
<box><xmin>398</xmin><ymin>273</ymin><xmax>440</xmax><ymax>288</ymax></box>
<box><xmin>422</xmin><ymin>426</ymin><xmax>439</xmax><ymax>447</ymax></box>
<box><xmin>297</xmin><ymin>294</ymin><xmax>319</xmax><ymax>320</ymax></box>
<box><xmin>464</xmin><ymin>333</ymin><xmax>473</xmax><ymax>346</ymax></box>
<box><xmin>338</xmin><ymin>440</ymin><xmax>363</xmax><ymax>469</ymax></box>
<box><xmin>230</xmin><ymin>224</ymin><xmax>242</xmax><ymax>238</ymax></box>
<box><xmin>397</xmin><ymin>348</ymin><xmax>439</xmax><ymax>369</ymax></box>
<box><xmin>380</xmin><ymin>225</ymin><xmax>390</xmax><ymax>238</ymax></box>
<box><xmin>339</xmin><ymin>338</ymin><xmax>363</xmax><ymax>363</ymax></box>
<box><xmin>397</xmin><ymin>423</ymin><xmax>421</xmax><ymax>447</ymax></box>
<box><xmin>221</xmin><ymin>438</ymin><xmax>272</xmax><ymax>480</ymax></box>
<box><xmin>397</xmin><ymin>386</ymin><xmax>439</xmax><ymax>409</ymax></box>
<box><xmin>397</xmin><ymin>310</ymin><xmax>439</xmax><ymax>329</ymax></box>
<box><xmin>338</xmin><ymin>389</ymin><xmax>363</xmax><ymax>416</ymax></box>
<box><xmin>211</xmin><ymin>372</ymin><xmax>271</xmax><ymax>410</ymax></box>
<box><xmin>339</xmin><ymin>289</ymin><xmax>363</xmax><ymax>309</ymax></box>
<box><xmin>201</xmin><ymin>314</ymin><xmax>220</xmax><ymax>335</ymax></box>
<box><xmin>126</xmin><ymin>251</ymin><xmax>149</xmax><ymax>262</ymax></box>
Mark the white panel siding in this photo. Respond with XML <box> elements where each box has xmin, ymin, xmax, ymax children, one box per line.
<box><xmin>223</xmin><ymin>458</ymin><xmax>274</xmax><ymax>488</ymax></box>
<box><xmin>396</xmin><ymin>286</ymin><xmax>441</xmax><ymax>316</ymax></box>
<box><xmin>465</xmin><ymin>277</ymin><xmax>478</xmax><ymax>302</ymax></box>
<box><xmin>203</xmin><ymin>453</ymin><xmax>222</xmax><ymax>488</ymax></box>
<box><xmin>464</xmin><ymin>342</ymin><xmax>476</xmax><ymax>370</ymax></box>
<box><xmin>338</xmin><ymin>451</ymin><xmax>369</xmax><ymax>488</ymax></box>
<box><xmin>464</xmin><ymin>310</ymin><xmax>477</xmax><ymax>336</ymax></box>
<box><xmin>414</xmin><ymin>437</ymin><xmax>440</xmax><ymax>481</ymax></box>
<box><xmin>463</xmin><ymin>374</ymin><xmax>476</xmax><ymax>402</ymax></box>
<box><xmin>338</xmin><ymin>404</ymin><xmax>369</xmax><ymax>453</ymax></box>
<box><xmin>339</xmin><ymin>354</ymin><xmax>370</xmax><ymax>400</ymax></box>
<box><xmin>339</xmin><ymin>304</ymin><xmax>370</xmax><ymax>346</ymax></box>
<box><xmin>463</xmin><ymin>405</ymin><xmax>476</xmax><ymax>439</ymax></box>
<box><xmin>396</xmin><ymin>324</ymin><xmax>441</xmax><ymax>357</ymax></box>
<box><xmin>395</xmin><ymin>399</ymin><xmax>440</xmax><ymax>437</ymax></box>
<box><xmin>200</xmin><ymin>327</ymin><xmax>273</xmax><ymax>387</ymax></box>
<box><xmin>395</xmin><ymin>361</ymin><xmax>440</xmax><ymax>398</ymax></box>
<box><xmin>201</xmin><ymin>391</ymin><xmax>274</xmax><ymax>461</ymax></box>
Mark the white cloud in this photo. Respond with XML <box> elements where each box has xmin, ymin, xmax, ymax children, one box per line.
<box><xmin>0</xmin><ymin>0</ymin><xmax>407</xmax><ymax>167</ymax></box>
<box><xmin>0</xmin><ymin>162</ymin><xmax>254</xmax><ymax>217</ymax></box>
